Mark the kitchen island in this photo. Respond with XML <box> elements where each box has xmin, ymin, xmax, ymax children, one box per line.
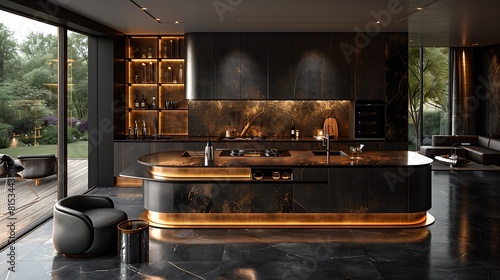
<box><xmin>120</xmin><ymin>150</ymin><xmax>434</xmax><ymax>228</ymax></box>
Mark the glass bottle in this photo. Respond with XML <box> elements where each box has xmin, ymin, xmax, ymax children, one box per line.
<box><xmin>147</xmin><ymin>45</ymin><xmax>152</xmax><ymax>58</ymax></box>
<box><xmin>134</xmin><ymin>94</ymin><xmax>140</xmax><ymax>109</ymax></box>
<box><xmin>290</xmin><ymin>121</ymin><xmax>296</xmax><ymax>138</ymax></box>
<box><xmin>151</xmin><ymin>97</ymin><xmax>156</xmax><ymax>109</ymax></box>
<box><xmin>140</xmin><ymin>94</ymin><xmax>146</xmax><ymax>109</ymax></box>
<box><xmin>134</xmin><ymin>48</ymin><xmax>140</xmax><ymax>58</ymax></box>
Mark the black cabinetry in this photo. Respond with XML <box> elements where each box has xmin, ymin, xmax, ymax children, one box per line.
<box><xmin>354</xmin><ymin>33</ymin><xmax>386</xmax><ymax>100</ymax></box>
<box><xmin>186</xmin><ymin>32</ymin><xmax>355</xmax><ymax>100</ymax></box>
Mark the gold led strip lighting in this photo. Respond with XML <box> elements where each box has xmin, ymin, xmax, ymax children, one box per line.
<box><xmin>150</xmin><ymin>166</ymin><xmax>251</xmax><ymax>179</ymax></box>
<box><xmin>142</xmin><ymin>211</ymin><xmax>434</xmax><ymax>229</ymax></box>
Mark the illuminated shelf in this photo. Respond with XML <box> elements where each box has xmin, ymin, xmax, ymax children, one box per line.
<box><xmin>125</xmin><ymin>35</ymin><xmax>187</xmax><ymax>136</ymax></box>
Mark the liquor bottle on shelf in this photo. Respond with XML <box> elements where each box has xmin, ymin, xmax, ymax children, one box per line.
<box><xmin>142</xmin><ymin>120</ymin><xmax>147</xmax><ymax>139</ymax></box>
<box><xmin>134</xmin><ymin>75</ymin><xmax>140</xmax><ymax>84</ymax></box>
<box><xmin>147</xmin><ymin>45</ymin><xmax>152</xmax><ymax>58</ymax></box>
<box><xmin>133</xmin><ymin>120</ymin><xmax>138</xmax><ymax>139</ymax></box>
<box><xmin>151</xmin><ymin>97</ymin><xmax>156</xmax><ymax>109</ymax></box>
<box><xmin>134</xmin><ymin>48</ymin><xmax>140</xmax><ymax>58</ymax></box>
<box><xmin>141</xmin><ymin>48</ymin><xmax>146</xmax><ymax>58</ymax></box>
<box><xmin>140</xmin><ymin>95</ymin><xmax>146</xmax><ymax>109</ymax></box>
<box><xmin>290</xmin><ymin>120</ymin><xmax>296</xmax><ymax>138</ymax></box>
<box><xmin>134</xmin><ymin>94</ymin><xmax>140</xmax><ymax>109</ymax></box>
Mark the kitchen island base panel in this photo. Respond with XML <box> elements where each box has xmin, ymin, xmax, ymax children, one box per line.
<box><xmin>140</xmin><ymin>210</ymin><xmax>434</xmax><ymax>229</ymax></box>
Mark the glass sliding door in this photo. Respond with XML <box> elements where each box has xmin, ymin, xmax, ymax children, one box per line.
<box><xmin>408</xmin><ymin>47</ymin><xmax>450</xmax><ymax>150</ymax></box>
<box><xmin>0</xmin><ymin>9</ymin><xmax>89</xmax><ymax>248</ymax></box>
<box><xmin>67</xmin><ymin>30</ymin><xmax>89</xmax><ymax>196</ymax></box>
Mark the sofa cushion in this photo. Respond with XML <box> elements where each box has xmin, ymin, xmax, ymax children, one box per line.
<box><xmin>462</xmin><ymin>146</ymin><xmax>500</xmax><ymax>165</ymax></box>
<box><xmin>477</xmin><ymin>136</ymin><xmax>491</xmax><ymax>148</ymax></box>
<box><xmin>432</xmin><ymin>135</ymin><xmax>457</xmax><ymax>146</ymax></box>
<box><xmin>488</xmin><ymin>138</ymin><xmax>500</xmax><ymax>151</ymax></box>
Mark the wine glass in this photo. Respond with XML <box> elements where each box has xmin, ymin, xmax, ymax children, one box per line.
<box><xmin>349</xmin><ymin>146</ymin><xmax>357</xmax><ymax>159</ymax></box>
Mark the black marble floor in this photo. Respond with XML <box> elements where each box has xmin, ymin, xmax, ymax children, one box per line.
<box><xmin>1</xmin><ymin>170</ymin><xmax>500</xmax><ymax>279</ymax></box>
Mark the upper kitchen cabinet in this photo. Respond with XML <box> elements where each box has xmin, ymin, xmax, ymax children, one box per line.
<box><xmin>186</xmin><ymin>32</ymin><xmax>390</xmax><ymax>101</ymax></box>
<box><xmin>268</xmin><ymin>33</ymin><xmax>294</xmax><ymax>99</ymax></box>
<box><xmin>321</xmin><ymin>33</ymin><xmax>353</xmax><ymax>100</ymax></box>
<box><xmin>292</xmin><ymin>33</ymin><xmax>323</xmax><ymax>99</ymax></box>
<box><xmin>354</xmin><ymin>33</ymin><xmax>386</xmax><ymax>101</ymax></box>
<box><xmin>185</xmin><ymin>33</ymin><xmax>214</xmax><ymax>99</ymax></box>
<box><xmin>240</xmin><ymin>33</ymin><xmax>267</xmax><ymax>99</ymax></box>
<box><xmin>186</xmin><ymin>33</ymin><xmax>267</xmax><ymax>100</ymax></box>
<box><xmin>214</xmin><ymin>33</ymin><xmax>241</xmax><ymax>99</ymax></box>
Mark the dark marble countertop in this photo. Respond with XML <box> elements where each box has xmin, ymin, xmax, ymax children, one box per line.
<box><xmin>137</xmin><ymin>150</ymin><xmax>433</xmax><ymax>168</ymax></box>
<box><xmin>114</xmin><ymin>136</ymin><xmax>356</xmax><ymax>142</ymax></box>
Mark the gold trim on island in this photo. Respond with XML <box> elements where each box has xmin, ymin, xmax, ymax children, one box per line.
<box><xmin>142</xmin><ymin>211</ymin><xmax>434</xmax><ymax>229</ymax></box>
<box><xmin>150</xmin><ymin>166</ymin><xmax>251</xmax><ymax>179</ymax></box>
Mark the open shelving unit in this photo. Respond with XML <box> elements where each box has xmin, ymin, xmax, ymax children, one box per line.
<box><xmin>125</xmin><ymin>35</ymin><xmax>187</xmax><ymax>137</ymax></box>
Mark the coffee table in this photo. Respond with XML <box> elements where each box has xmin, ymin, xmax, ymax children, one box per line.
<box><xmin>434</xmin><ymin>154</ymin><xmax>468</xmax><ymax>168</ymax></box>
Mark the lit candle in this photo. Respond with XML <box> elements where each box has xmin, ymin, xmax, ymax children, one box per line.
<box><xmin>141</xmin><ymin>63</ymin><xmax>146</xmax><ymax>83</ymax></box>
<box><xmin>149</xmin><ymin>61</ymin><xmax>153</xmax><ymax>83</ymax></box>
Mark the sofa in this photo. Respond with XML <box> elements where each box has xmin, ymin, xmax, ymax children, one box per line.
<box><xmin>420</xmin><ymin>135</ymin><xmax>500</xmax><ymax>165</ymax></box>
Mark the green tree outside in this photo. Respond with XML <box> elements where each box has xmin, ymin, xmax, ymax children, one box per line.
<box><xmin>408</xmin><ymin>47</ymin><xmax>449</xmax><ymax>150</ymax></box>
<box><xmin>0</xmin><ymin>22</ymin><xmax>88</xmax><ymax>149</ymax></box>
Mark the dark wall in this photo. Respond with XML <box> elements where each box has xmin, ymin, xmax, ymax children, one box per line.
<box><xmin>384</xmin><ymin>33</ymin><xmax>409</xmax><ymax>143</ymax></box>
<box><xmin>475</xmin><ymin>45</ymin><xmax>500</xmax><ymax>138</ymax></box>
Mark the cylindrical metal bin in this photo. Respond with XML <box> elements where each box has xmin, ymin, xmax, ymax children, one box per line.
<box><xmin>117</xmin><ymin>219</ymin><xmax>149</xmax><ymax>263</ymax></box>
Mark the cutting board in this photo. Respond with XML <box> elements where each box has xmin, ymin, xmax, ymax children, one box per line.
<box><xmin>323</xmin><ymin>118</ymin><xmax>338</xmax><ymax>140</ymax></box>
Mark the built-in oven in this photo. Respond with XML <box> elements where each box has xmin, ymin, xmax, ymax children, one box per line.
<box><xmin>354</xmin><ymin>101</ymin><xmax>385</xmax><ymax>140</ymax></box>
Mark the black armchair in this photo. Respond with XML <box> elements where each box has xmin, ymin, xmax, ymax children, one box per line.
<box><xmin>52</xmin><ymin>195</ymin><xmax>128</xmax><ymax>257</ymax></box>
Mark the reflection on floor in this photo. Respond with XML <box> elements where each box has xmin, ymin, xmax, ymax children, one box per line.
<box><xmin>1</xmin><ymin>171</ymin><xmax>499</xmax><ymax>279</ymax></box>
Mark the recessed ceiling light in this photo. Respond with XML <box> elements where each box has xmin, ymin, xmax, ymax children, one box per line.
<box><xmin>174</xmin><ymin>20</ymin><xmax>179</xmax><ymax>24</ymax></box>
<box><xmin>130</xmin><ymin>0</ymin><xmax>161</xmax><ymax>24</ymax></box>
<box><xmin>416</xmin><ymin>7</ymin><xmax>423</xmax><ymax>11</ymax></box>
<box><xmin>376</xmin><ymin>20</ymin><xmax>381</xmax><ymax>24</ymax></box>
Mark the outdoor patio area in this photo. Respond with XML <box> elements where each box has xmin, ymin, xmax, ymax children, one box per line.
<box><xmin>0</xmin><ymin>159</ymin><xmax>89</xmax><ymax>248</ymax></box>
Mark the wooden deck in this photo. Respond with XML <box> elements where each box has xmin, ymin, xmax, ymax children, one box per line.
<box><xmin>0</xmin><ymin>159</ymin><xmax>89</xmax><ymax>246</ymax></box>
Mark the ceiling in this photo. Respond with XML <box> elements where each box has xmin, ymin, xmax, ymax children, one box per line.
<box><xmin>49</xmin><ymin>0</ymin><xmax>500</xmax><ymax>47</ymax></box>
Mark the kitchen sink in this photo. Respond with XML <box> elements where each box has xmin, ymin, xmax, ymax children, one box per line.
<box><xmin>311</xmin><ymin>150</ymin><xmax>347</xmax><ymax>156</ymax></box>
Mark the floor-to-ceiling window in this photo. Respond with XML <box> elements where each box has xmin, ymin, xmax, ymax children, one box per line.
<box><xmin>408</xmin><ymin>47</ymin><xmax>450</xmax><ymax>150</ymax></box>
<box><xmin>67</xmin><ymin>30</ymin><xmax>89</xmax><ymax>195</ymax></box>
<box><xmin>0</xmin><ymin>9</ymin><xmax>88</xmax><ymax>247</ymax></box>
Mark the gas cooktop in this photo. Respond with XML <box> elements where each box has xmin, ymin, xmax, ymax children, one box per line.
<box><xmin>219</xmin><ymin>149</ymin><xmax>291</xmax><ymax>157</ymax></box>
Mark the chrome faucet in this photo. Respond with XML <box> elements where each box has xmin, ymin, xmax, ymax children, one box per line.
<box><xmin>323</xmin><ymin>132</ymin><xmax>331</xmax><ymax>165</ymax></box>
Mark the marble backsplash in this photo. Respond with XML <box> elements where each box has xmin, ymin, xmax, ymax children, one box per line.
<box><xmin>188</xmin><ymin>100</ymin><xmax>351</xmax><ymax>138</ymax></box>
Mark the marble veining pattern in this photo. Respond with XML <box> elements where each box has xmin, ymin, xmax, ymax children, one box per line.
<box><xmin>1</xmin><ymin>171</ymin><xmax>500</xmax><ymax>279</ymax></box>
<box><xmin>188</xmin><ymin>100</ymin><xmax>351</xmax><ymax>138</ymax></box>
